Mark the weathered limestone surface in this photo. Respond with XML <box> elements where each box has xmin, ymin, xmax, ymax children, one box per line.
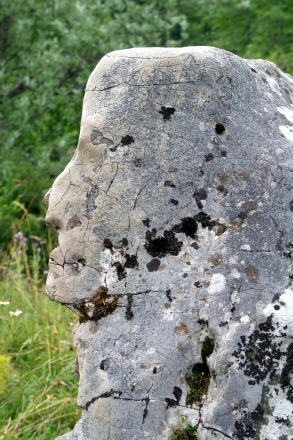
<box><xmin>45</xmin><ymin>47</ymin><xmax>293</xmax><ymax>439</ymax></box>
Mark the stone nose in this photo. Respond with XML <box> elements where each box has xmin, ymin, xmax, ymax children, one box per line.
<box><xmin>44</xmin><ymin>189</ymin><xmax>51</xmax><ymax>207</ymax></box>
<box><xmin>44</xmin><ymin>188</ymin><xmax>62</xmax><ymax>231</ymax></box>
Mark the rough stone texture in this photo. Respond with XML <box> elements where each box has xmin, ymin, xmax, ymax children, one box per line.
<box><xmin>44</xmin><ymin>47</ymin><xmax>293</xmax><ymax>439</ymax></box>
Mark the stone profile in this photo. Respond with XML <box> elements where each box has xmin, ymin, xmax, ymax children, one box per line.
<box><xmin>45</xmin><ymin>47</ymin><xmax>293</xmax><ymax>439</ymax></box>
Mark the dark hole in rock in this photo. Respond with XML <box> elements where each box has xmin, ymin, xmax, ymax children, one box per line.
<box><xmin>121</xmin><ymin>135</ymin><xmax>134</xmax><ymax>145</ymax></box>
<box><xmin>146</xmin><ymin>258</ymin><xmax>161</xmax><ymax>272</ymax></box>
<box><xmin>183</xmin><ymin>273</ymin><xmax>188</xmax><ymax>278</ymax></box>
<box><xmin>201</xmin><ymin>336</ymin><xmax>215</xmax><ymax>362</ymax></box>
<box><xmin>205</xmin><ymin>153</ymin><xmax>214</xmax><ymax>162</ymax></box>
<box><xmin>145</xmin><ymin>230</ymin><xmax>182</xmax><ymax>258</ymax></box>
<box><xmin>170</xmin><ymin>199</ymin><xmax>179</xmax><ymax>205</ymax></box>
<box><xmin>125</xmin><ymin>254</ymin><xmax>138</xmax><ymax>268</ymax></box>
<box><xmin>238</xmin><ymin>211</ymin><xmax>247</xmax><ymax>221</ymax></box>
<box><xmin>142</xmin><ymin>218</ymin><xmax>150</xmax><ymax>227</ymax></box>
<box><xmin>290</xmin><ymin>200</ymin><xmax>293</xmax><ymax>212</ymax></box>
<box><xmin>221</xmin><ymin>150</ymin><xmax>227</xmax><ymax>157</ymax></box>
<box><xmin>186</xmin><ymin>362</ymin><xmax>211</xmax><ymax>405</ymax></box>
<box><xmin>159</xmin><ymin>106</ymin><xmax>176</xmax><ymax>120</ymax></box>
<box><xmin>77</xmin><ymin>258</ymin><xmax>86</xmax><ymax>266</ymax></box>
<box><xmin>121</xmin><ymin>237</ymin><xmax>128</xmax><ymax>247</ymax></box>
<box><xmin>172</xmin><ymin>216</ymin><xmax>198</xmax><ymax>238</ymax></box>
<box><xmin>166</xmin><ymin>290</ymin><xmax>172</xmax><ymax>302</ymax></box>
<box><xmin>164</xmin><ymin>180</ymin><xmax>176</xmax><ymax>188</ymax></box>
<box><xmin>100</xmin><ymin>359</ymin><xmax>109</xmax><ymax>371</ymax></box>
<box><xmin>217</xmin><ymin>185</ymin><xmax>225</xmax><ymax>193</ymax></box>
<box><xmin>215</xmin><ymin>123</ymin><xmax>225</xmax><ymax>134</ymax></box>
<box><xmin>153</xmin><ymin>367</ymin><xmax>157</xmax><ymax>374</ymax></box>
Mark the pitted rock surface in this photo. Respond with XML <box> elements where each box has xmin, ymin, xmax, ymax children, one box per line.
<box><xmin>45</xmin><ymin>47</ymin><xmax>293</xmax><ymax>440</ymax></box>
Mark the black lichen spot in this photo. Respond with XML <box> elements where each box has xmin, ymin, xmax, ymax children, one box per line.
<box><xmin>142</xmin><ymin>218</ymin><xmax>150</xmax><ymax>227</ymax></box>
<box><xmin>173</xmin><ymin>386</ymin><xmax>182</xmax><ymax>404</ymax></box>
<box><xmin>205</xmin><ymin>153</ymin><xmax>214</xmax><ymax>162</ymax></box>
<box><xmin>215</xmin><ymin>123</ymin><xmax>225</xmax><ymax>134</ymax></box>
<box><xmin>125</xmin><ymin>254</ymin><xmax>138</xmax><ymax>269</ymax></box>
<box><xmin>159</xmin><ymin>106</ymin><xmax>176</xmax><ymax>120</ymax></box>
<box><xmin>194</xmin><ymin>212</ymin><xmax>216</xmax><ymax>230</ymax></box>
<box><xmin>234</xmin><ymin>403</ymin><xmax>264</xmax><ymax>439</ymax></box>
<box><xmin>145</xmin><ymin>229</ymin><xmax>182</xmax><ymax>258</ymax></box>
<box><xmin>164</xmin><ymin>180</ymin><xmax>176</xmax><ymax>188</ymax></box>
<box><xmin>103</xmin><ymin>238</ymin><xmax>113</xmax><ymax>249</ymax></box>
<box><xmin>183</xmin><ymin>273</ymin><xmax>188</xmax><ymax>278</ymax></box>
<box><xmin>170</xmin><ymin>199</ymin><xmax>179</xmax><ymax>205</ymax></box>
<box><xmin>166</xmin><ymin>289</ymin><xmax>172</xmax><ymax>302</ymax></box>
<box><xmin>125</xmin><ymin>293</ymin><xmax>134</xmax><ymax>320</ymax></box>
<box><xmin>194</xmin><ymin>281</ymin><xmax>202</xmax><ymax>288</ymax></box>
<box><xmin>280</xmin><ymin>342</ymin><xmax>293</xmax><ymax>403</ymax></box>
<box><xmin>186</xmin><ymin>363</ymin><xmax>210</xmax><ymax>405</ymax></box>
<box><xmin>251</xmin><ymin>68</ymin><xmax>257</xmax><ymax>73</ymax></box>
<box><xmin>121</xmin><ymin>135</ymin><xmax>134</xmax><ymax>145</ymax></box>
<box><xmin>165</xmin><ymin>397</ymin><xmax>178</xmax><ymax>407</ymax></box>
<box><xmin>172</xmin><ymin>217</ymin><xmax>198</xmax><ymax>239</ymax></box>
<box><xmin>290</xmin><ymin>200</ymin><xmax>293</xmax><ymax>212</ymax></box>
<box><xmin>232</xmin><ymin>315</ymin><xmax>282</xmax><ymax>383</ymax></box>
<box><xmin>193</xmin><ymin>188</ymin><xmax>208</xmax><ymax>209</ymax></box>
<box><xmin>191</xmin><ymin>242</ymin><xmax>199</xmax><ymax>250</ymax></box>
<box><xmin>153</xmin><ymin>367</ymin><xmax>157</xmax><ymax>374</ymax></box>
<box><xmin>146</xmin><ymin>258</ymin><xmax>161</xmax><ymax>272</ymax></box>
<box><xmin>221</xmin><ymin>150</ymin><xmax>227</xmax><ymax>157</ymax></box>
<box><xmin>113</xmin><ymin>262</ymin><xmax>126</xmax><ymax>280</ymax></box>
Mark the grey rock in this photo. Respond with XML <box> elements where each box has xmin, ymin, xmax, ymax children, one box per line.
<box><xmin>45</xmin><ymin>47</ymin><xmax>293</xmax><ymax>439</ymax></box>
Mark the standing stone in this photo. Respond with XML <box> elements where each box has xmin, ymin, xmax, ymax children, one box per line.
<box><xmin>45</xmin><ymin>47</ymin><xmax>293</xmax><ymax>440</ymax></box>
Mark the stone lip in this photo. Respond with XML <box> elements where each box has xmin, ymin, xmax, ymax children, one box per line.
<box><xmin>45</xmin><ymin>46</ymin><xmax>293</xmax><ymax>439</ymax></box>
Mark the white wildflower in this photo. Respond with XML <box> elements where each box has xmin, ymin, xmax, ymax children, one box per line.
<box><xmin>9</xmin><ymin>310</ymin><xmax>23</xmax><ymax>317</ymax></box>
<box><xmin>0</xmin><ymin>301</ymin><xmax>10</xmax><ymax>305</ymax></box>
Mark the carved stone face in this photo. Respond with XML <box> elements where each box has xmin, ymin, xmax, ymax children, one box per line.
<box><xmin>45</xmin><ymin>48</ymin><xmax>293</xmax><ymax>440</ymax></box>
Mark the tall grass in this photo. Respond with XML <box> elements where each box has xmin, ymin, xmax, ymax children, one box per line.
<box><xmin>0</xmin><ymin>229</ymin><xmax>80</xmax><ymax>439</ymax></box>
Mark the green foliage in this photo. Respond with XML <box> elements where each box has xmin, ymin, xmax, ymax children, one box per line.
<box><xmin>171</xmin><ymin>417</ymin><xmax>198</xmax><ymax>439</ymax></box>
<box><xmin>186</xmin><ymin>370</ymin><xmax>210</xmax><ymax>405</ymax></box>
<box><xmin>0</xmin><ymin>235</ymin><xmax>79</xmax><ymax>439</ymax></box>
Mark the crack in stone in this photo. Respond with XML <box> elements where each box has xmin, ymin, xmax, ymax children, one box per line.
<box><xmin>202</xmin><ymin>425</ymin><xmax>232</xmax><ymax>439</ymax></box>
